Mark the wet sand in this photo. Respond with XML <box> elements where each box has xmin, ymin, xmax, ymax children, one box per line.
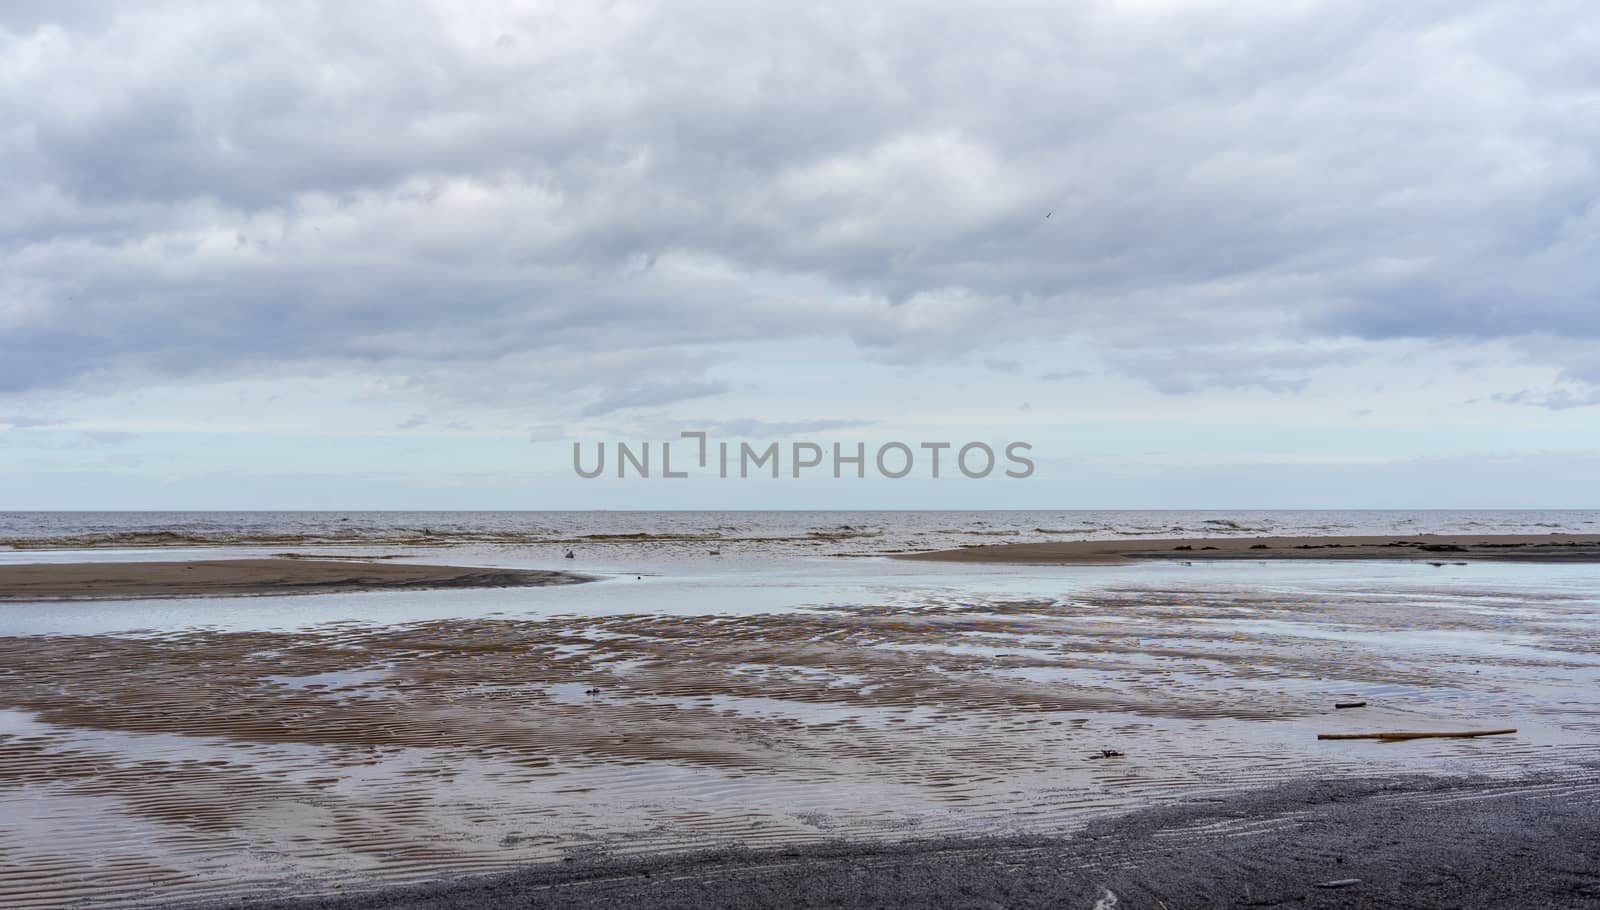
<box><xmin>203</xmin><ymin>774</ymin><xmax>1600</xmax><ymax>910</ymax></box>
<box><xmin>3</xmin><ymin>570</ymin><xmax>1597</xmax><ymax>908</ymax></box>
<box><xmin>0</xmin><ymin>559</ymin><xmax>589</xmax><ymax>601</ymax></box>
<box><xmin>901</xmin><ymin>533</ymin><xmax>1600</xmax><ymax>564</ymax></box>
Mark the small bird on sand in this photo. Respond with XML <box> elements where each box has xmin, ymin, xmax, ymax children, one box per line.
<box><xmin>565</xmin><ymin>550</ymin><xmax>575</xmax><ymax>559</ymax></box>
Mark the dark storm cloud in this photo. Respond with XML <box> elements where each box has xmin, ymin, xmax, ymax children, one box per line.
<box><xmin>2</xmin><ymin>0</ymin><xmax>1597</xmax><ymax>406</ymax></box>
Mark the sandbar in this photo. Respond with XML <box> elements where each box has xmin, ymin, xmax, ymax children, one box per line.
<box><xmin>0</xmin><ymin>558</ymin><xmax>590</xmax><ymax>602</ymax></box>
<box><xmin>899</xmin><ymin>533</ymin><xmax>1600</xmax><ymax>564</ymax></box>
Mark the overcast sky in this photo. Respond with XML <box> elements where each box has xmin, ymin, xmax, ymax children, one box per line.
<box><xmin>2</xmin><ymin>0</ymin><xmax>1598</xmax><ymax>509</ymax></box>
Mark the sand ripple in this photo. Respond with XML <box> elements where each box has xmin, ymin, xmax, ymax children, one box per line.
<box><xmin>2</xmin><ymin>584</ymin><xmax>1597</xmax><ymax>906</ymax></box>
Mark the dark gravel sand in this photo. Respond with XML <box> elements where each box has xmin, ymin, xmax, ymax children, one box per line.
<box><xmin>200</xmin><ymin>774</ymin><xmax>1600</xmax><ymax>910</ymax></box>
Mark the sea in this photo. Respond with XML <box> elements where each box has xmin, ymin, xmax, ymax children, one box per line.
<box><xmin>3</xmin><ymin>508</ymin><xmax>1597</xmax><ymax>554</ymax></box>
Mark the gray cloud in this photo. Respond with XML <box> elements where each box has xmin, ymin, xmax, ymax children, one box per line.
<box><xmin>81</xmin><ymin>430</ymin><xmax>138</xmax><ymax>444</ymax></box>
<box><xmin>577</xmin><ymin>380</ymin><xmax>731</xmax><ymax>418</ymax></box>
<box><xmin>1102</xmin><ymin>345</ymin><xmax>1361</xmax><ymax>395</ymax></box>
<box><xmin>1489</xmin><ymin>388</ymin><xmax>1600</xmax><ymax>410</ymax></box>
<box><xmin>0</xmin><ymin>415</ymin><xmax>59</xmax><ymax>429</ymax></box>
<box><xmin>694</xmin><ymin>418</ymin><xmax>875</xmax><ymax>438</ymax></box>
<box><xmin>1</xmin><ymin>0</ymin><xmax>1597</xmax><ymax>406</ymax></box>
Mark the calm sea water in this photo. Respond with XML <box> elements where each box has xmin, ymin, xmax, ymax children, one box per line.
<box><xmin>3</xmin><ymin>509</ymin><xmax>1597</xmax><ymax>556</ymax></box>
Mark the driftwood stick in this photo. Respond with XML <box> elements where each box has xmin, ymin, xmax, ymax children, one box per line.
<box><xmin>1318</xmin><ymin>729</ymin><xmax>1516</xmax><ymax>741</ymax></box>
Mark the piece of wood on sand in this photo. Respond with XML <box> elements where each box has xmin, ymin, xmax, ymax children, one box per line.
<box><xmin>1317</xmin><ymin>879</ymin><xmax>1362</xmax><ymax>888</ymax></box>
<box><xmin>1317</xmin><ymin>729</ymin><xmax>1516</xmax><ymax>742</ymax></box>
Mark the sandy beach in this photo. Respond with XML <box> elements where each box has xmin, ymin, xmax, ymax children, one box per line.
<box><xmin>202</xmin><ymin>774</ymin><xmax>1600</xmax><ymax>909</ymax></box>
<box><xmin>2</xmin><ymin>513</ymin><xmax>1598</xmax><ymax>908</ymax></box>
<box><xmin>900</xmin><ymin>533</ymin><xmax>1600</xmax><ymax>564</ymax></box>
<box><xmin>4</xmin><ymin>552</ymin><xmax>1598</xmax><ymax>907</ymax></box>
<box><xmin>0</xmin><ymin>559</ymin><xmax>589</xmax><ymax>601</ymax></box>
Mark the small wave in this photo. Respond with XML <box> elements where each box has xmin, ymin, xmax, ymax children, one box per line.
<box><xmin>0</xmin><ymin>530</ymin><xmax>555</xmax><ymax>550</ymax></box>
<box><xmin>806</xmin><ymin>528</ymin><xmax>883</xmax><ymax>540</ymax></box>
<box><xmin>577</xmin><ymin>532</ymin><xmax>725</xmax><ymax>542</ymax></box>
<box><xmin>1200</xmin><ymin>519</ymin><xmax>1271</xmax><ymax>532</ymax></box>
<box><xmin>1033</xmin><ymin>527</ymin><xmax>1105</xmax><ymax>535</ymax></box>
